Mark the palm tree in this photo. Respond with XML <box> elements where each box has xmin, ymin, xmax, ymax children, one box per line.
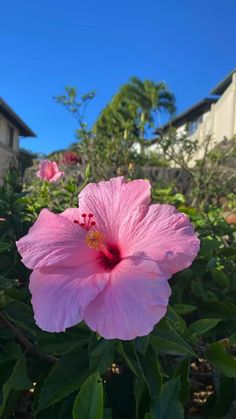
<box><xmin>118</xmin><ymin>77</ymin><xmax>176</xmax><ymax>151</ymax></box>
<box><xmin>94</xmin><ymin>76</ymin><xmax>176</xmax><ymax>153</ymax></box>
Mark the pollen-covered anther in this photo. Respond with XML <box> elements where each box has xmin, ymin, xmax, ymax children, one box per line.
<box><xmin>85</xmin><ymin>230</ymin><xmax>105</xmax><ymax>249</ymax></box>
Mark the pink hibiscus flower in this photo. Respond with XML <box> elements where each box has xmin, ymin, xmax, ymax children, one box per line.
<box><xmin>36</xmin><ymin>160</ymin><xmax>64</xmax><ymax>182</ymax></box>
<box><xmin>61</xmin><ymin>151</ymin><xmax>82</xmax><ymax>166</ymax></box>
<box><xmin>16</xmin><ymin>177</ymin><xmax>200</xmax><ymax>340</ymax></box>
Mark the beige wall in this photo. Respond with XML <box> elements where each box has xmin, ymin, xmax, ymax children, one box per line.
<box><xmin>175</xmin><ymin>109</ymin><xmax>210</xmax><ymax>139</ymax></box>
<box><xmin>0</xmin><ymin>112</ymin><xmax>19</xmax><ymax>180</ymax></box>
<box><xmin>188</xmin><ymin>73</ymin><xmax>236</xmax><ymax>162</ymax></box>
<box><xmin>0</xmin><ymin>112</ymin><xmax>19</xmax><ymax>151</ymax></box>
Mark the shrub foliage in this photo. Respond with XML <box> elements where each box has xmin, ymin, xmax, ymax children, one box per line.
<box><xmin>0</xmin><ymin>168</ymin><xmax>236</xmax><ymax>418</ymax></box>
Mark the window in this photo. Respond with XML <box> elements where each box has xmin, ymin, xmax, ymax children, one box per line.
<box><xmin>188</xmin><ymin>115</ymin><xmax>203</xmax><ymax>135</ymax></box>
<box><xmin>7</xmin><ymin>125</ymin><xmax>14</xmax><ymax>148</ymax></box>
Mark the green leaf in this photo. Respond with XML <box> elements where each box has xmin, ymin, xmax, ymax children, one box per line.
<box><xmin>173</xmin><ymin>304</ymin><xmax>197</xmax><ymax>315</ymax></box>
<box><xmin>200</xmin><ymin>301</ymin><xmax>236</xmax><ymax>320</ymax></box>
<box><xmin>150</xmin><ymin>377</ymin><xmax>184</xmax><ymax>419</ymax></box>
<box><xmin>165</xmin><ymin>306</ymin><xmax>186</xmax><ymax>333</ymax></box>
<box><xmin>35</xmin><ymin>393</ymin><xmax>76</xmax><ymax>419</ymax></box>
<box><xmin>211</xmin><ymin>268</ymin><xmax>229</xmax><ymax>288</ymax></box>
<box><xmin>174</xmin><ymin>359</ymin><xmax>190</xmax><ymax>404</ymax></box>
<box><xmin>0</xmin><ymin>344</ymin><xmax>32</xmax><ymax>415</ymax></box>
<box><xmin>0</xmin><ymin>242</ymin><xmax>10</xmax><ymax>253</ymax></box>
<box><xmin>117</xmin><ymin>341</ymin><xmax>162</xmax><ymax>401</ymax></box>
<box><xmin>212</xmin><ymin>376</ymin><xmax>235</xmax><ymax>416</ymax></box>
<box><xmin>85</xmin><ymin>164</ymin><xmax>91</xmax><ymax>179</ymax></box>
<box><xmin>135</xmin><ymin>335</ymin><xmax>150</xmax><ymax>355</ymax></box>
<box><xmin>134</xmin><ymin>378</ymin><xmax>149</xmax><ymax>419</ymax></box>
<box><xmin>0</xmin><ymin>291</ymin><xmax>6</xmax><ymax>308</ymax></box>
<box><xmin>7</xmin><ymin>357</ymin><xmax>32</xmax><ymax>390</ymax></box>
<box><xmin>221</xmin><ymin>247</ymin><xmax>236</xmax><ymax>256</ymax></box>
<box><xmin>38</xmin><ymin>332</ymin><xmax>89</xmax><ymax>355</ymax></box>
<box><xmin>206</xmin><ymin>342</ymin><xmax>236</xmax><ymax>377</ymax></box>
<box><xmin>89</xmin><ymin>340</ymin><xmax>114</xmax><ymax>375</ymax></box>
<box><xmin>199</xmin><ymin>237</ymin><xmax>221</xmax><ymax>256</ymax></box>
<box><xmin>229</xmin><ymin>332</ymin><xmax>236</xmax><ymax>345</ymax></box>
<box><xmin>37</xmin><ymin>345</ymin><xmax>89</xmax><ymax>412</ymax></box>
<box><xmin>0</xmin><ymin>360</ymin><xmax>16</xmax><ymax>405</ymax></box>
<box><xmin>0</xmin><ymin>276</ymin><xmax>18</xmax><ymax>290</ymax></box>
<box><xmin>103</xmin><ymin>408</ymin><xmax>113</xmax><ymax>419</ymax></box>
<box><xmin>151</xmin><ymin>324</ymin><xmax>196</xmax><ymax>358</ymax></box>
<box><xmin>102</xmin><ymin>408</ymin><xmax>112</xmax><ymax>419</ymax></box>
<box><xmin>191</xmin><ymin>280</ymin><xmax>206</xmax><ymax>299</ymax></box>
<box><xmin>136</xmin><ymin>345</ymin><xmax>162</xmax><ymax>399</ymax></box>
<box><xmin>3</xmin><ymin>299</ymin><xmax>38</xmax><ymax>336</ymax></box>
<box><xmin>116</xmin><ymin>342</ymin><xmax>141</xmax><ymax>377</ymax></box>
<box><xmin>188</xmin><ymin>318</ymin><xmax>220</xmax><ymax>339</ymax></box>
<box><xmin>72</xmin><ymin>372</ymin><xmax>103</xmax><ymax>419</ymax></box>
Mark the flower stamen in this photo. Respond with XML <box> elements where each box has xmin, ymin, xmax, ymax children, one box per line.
<box><xmin>85</xmin><ymin>230</ymin><xmax>105</xmax><ymax>249</ymax></box>
<box><xmin>73</xmin><ymin>213</ymin><xmax>96</xmax><ymax>230</ymax></box>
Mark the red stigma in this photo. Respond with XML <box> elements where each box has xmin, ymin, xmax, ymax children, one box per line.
<box><xmin>73</xmin><ymin>213</ymin><xmax>95</xmax><ymax>230</ymax></box>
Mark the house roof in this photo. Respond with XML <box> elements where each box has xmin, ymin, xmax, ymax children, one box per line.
<box><xmin>210</xmin><ymin>69</ymin><xmax>236</xmax><ymax>95</ymax></box>
<box><xmin>0</xmin><ymin>97</ymin><xmax>36</xmax><ymax>137</ymax></box>
<box><xmin>156</xmin><ymin>97</ymin><xmax>218</xmax><ymax>133</ymax></box>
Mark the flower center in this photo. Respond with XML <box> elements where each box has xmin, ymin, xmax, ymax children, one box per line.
<box><xmin>85</xmin><ymin>230</ymin><xmax>105</xmax><ymax>250</ymax></box>
<box><xmin>74</xmin><ymin>215</ymin><xmax>121</xmax><ymax>270</ymax></box>
<box><xmin>86</xmin><ymin>230</ymin><xmax>122</xmax><ymax>269</ymax></box>
<box><xmin>99</xmin><ymin>243</ymin><xmax>121</xmax><ymax>270</ymax></box>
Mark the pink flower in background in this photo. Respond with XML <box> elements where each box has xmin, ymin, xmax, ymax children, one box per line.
<box><xmin>61</xmin><ymin>151</ymin><xmax>81</xmax><ymax>166</ymax></box>
<box><xmin>16</xmin><ymin>177</ymin><xmax>200</xmax><ymax>340</ymax></box>
<box><xmin>36</xmin><ymin>160</ymin><xmax>64</xmax><ymax>182</ymax></box>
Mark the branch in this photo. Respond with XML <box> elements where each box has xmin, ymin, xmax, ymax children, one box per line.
<box><xmin>0</xmin><ymin>311</ymin><xmax>58</xmax><ymax>365</ymax></box>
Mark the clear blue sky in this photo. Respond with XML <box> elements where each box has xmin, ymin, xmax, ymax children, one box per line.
<box><xmin>0</xmin><ymin>0</ymin><xmax>236</xmax><ymax>154</ymax></box>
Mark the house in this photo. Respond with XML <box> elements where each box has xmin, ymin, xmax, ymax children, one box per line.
<box><xmin>154</xmin><ymin>69</ymin><xmax>236</xmax><ymax>161</ymax></box>
<box><xmin>0</xmin><ymin>97</ymin><xmax>36</xmax><ymax>180</ymax></box>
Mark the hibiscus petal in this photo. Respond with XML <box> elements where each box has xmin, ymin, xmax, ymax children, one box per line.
<box><xmin>29</xmin><ymin>264</ymin><xmax>109</xmax><ymax>332</ymax></box>
<box><xmin>118</xmin><ymin>204</ymin><xmax>200</xmax><ymax>276</ymax></box>
<box><xmin>50</xmin><ymin>170</ymin><xmax>64</xmax><ymax>182</ymax></box>
<box><xmin>83</xmin><ymin>259</ymin><xmax>171</xmax><ymax>340</ymax></box>
<box><xmin>78</xmin><ymin>177</ymin><xmax>151</xmax><ymax>241</ymax></box>
<box><xmin>16</xmin><ymin>208</ymin><xmax>97</xmax><ymax>269</ymax></box>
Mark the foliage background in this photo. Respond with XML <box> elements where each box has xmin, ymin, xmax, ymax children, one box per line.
<box><xmin>1</xmin><ymin>81</ymin><xmax>236</xmax><ymax>418</ymax></box>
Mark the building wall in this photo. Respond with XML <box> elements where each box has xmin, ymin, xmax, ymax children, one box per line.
<box><xmin>176</xmin><ymin>109</ymin><xmax>210</xmax><ymax>138</ymax></box>
<box><xmin>188</xmin><ymin>73</ymin><xmax>236</xmax><ymax>162</ymax></box>
<box><xmin>0</xmin><ymin>112</ymin><xmax>19</xmax><ymax>179</ymax></box>
<box><xmin>0</xmin><ymin>112</ymin><xmax>19</xmax><ymax>151</ymax></box>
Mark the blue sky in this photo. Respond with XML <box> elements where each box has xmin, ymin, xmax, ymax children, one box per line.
<box><xmin>0</xmin><ymin>0</ymin><xmax>236</xmax><ymax>154</ymax></box>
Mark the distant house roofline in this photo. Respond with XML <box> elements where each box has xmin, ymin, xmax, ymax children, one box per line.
<box><xmin>156</xmin><ymin>97</ymin><xmax>218</xmax><ymax>134</ymax></box>
<box><xmin>0</xmin><ymin>97</ymin><xmax>36</xmax><ymax>137</ymax></box>
<box><xmin>210</xmin><ymin>69</ymin><xmax>236</xmax><ymax>95</ymax></box>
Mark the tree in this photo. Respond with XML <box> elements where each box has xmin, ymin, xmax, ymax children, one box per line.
<box><xmin>54</xmin><ymin>78</ymin><xmax>176</xmax><ymax>178</ymax></box>
<box><xmin>95</xmin><ymin>76</ymin><xmax>176</xmax><ymax>152</ymax></box>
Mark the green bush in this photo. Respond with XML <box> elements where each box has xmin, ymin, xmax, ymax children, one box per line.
<box><xmin>0</xmin><ymin>169</ymin><xmax>236</xmax><ymax>419</ymax></box>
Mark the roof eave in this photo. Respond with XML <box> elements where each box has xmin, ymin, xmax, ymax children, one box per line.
<box><xmin>210</xmin><ymin>69</ymin><xmax>236</xmax><ymax>95</ymax></box>
<box><xmin>156</xmin><ymin>97</ymin><xmax>217</xmax><ymax>133</ymax></box>
<box><xmin>0</xmin><ymin>98</ymin><xmax>36</xmax><ymax>138</ymax></box>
